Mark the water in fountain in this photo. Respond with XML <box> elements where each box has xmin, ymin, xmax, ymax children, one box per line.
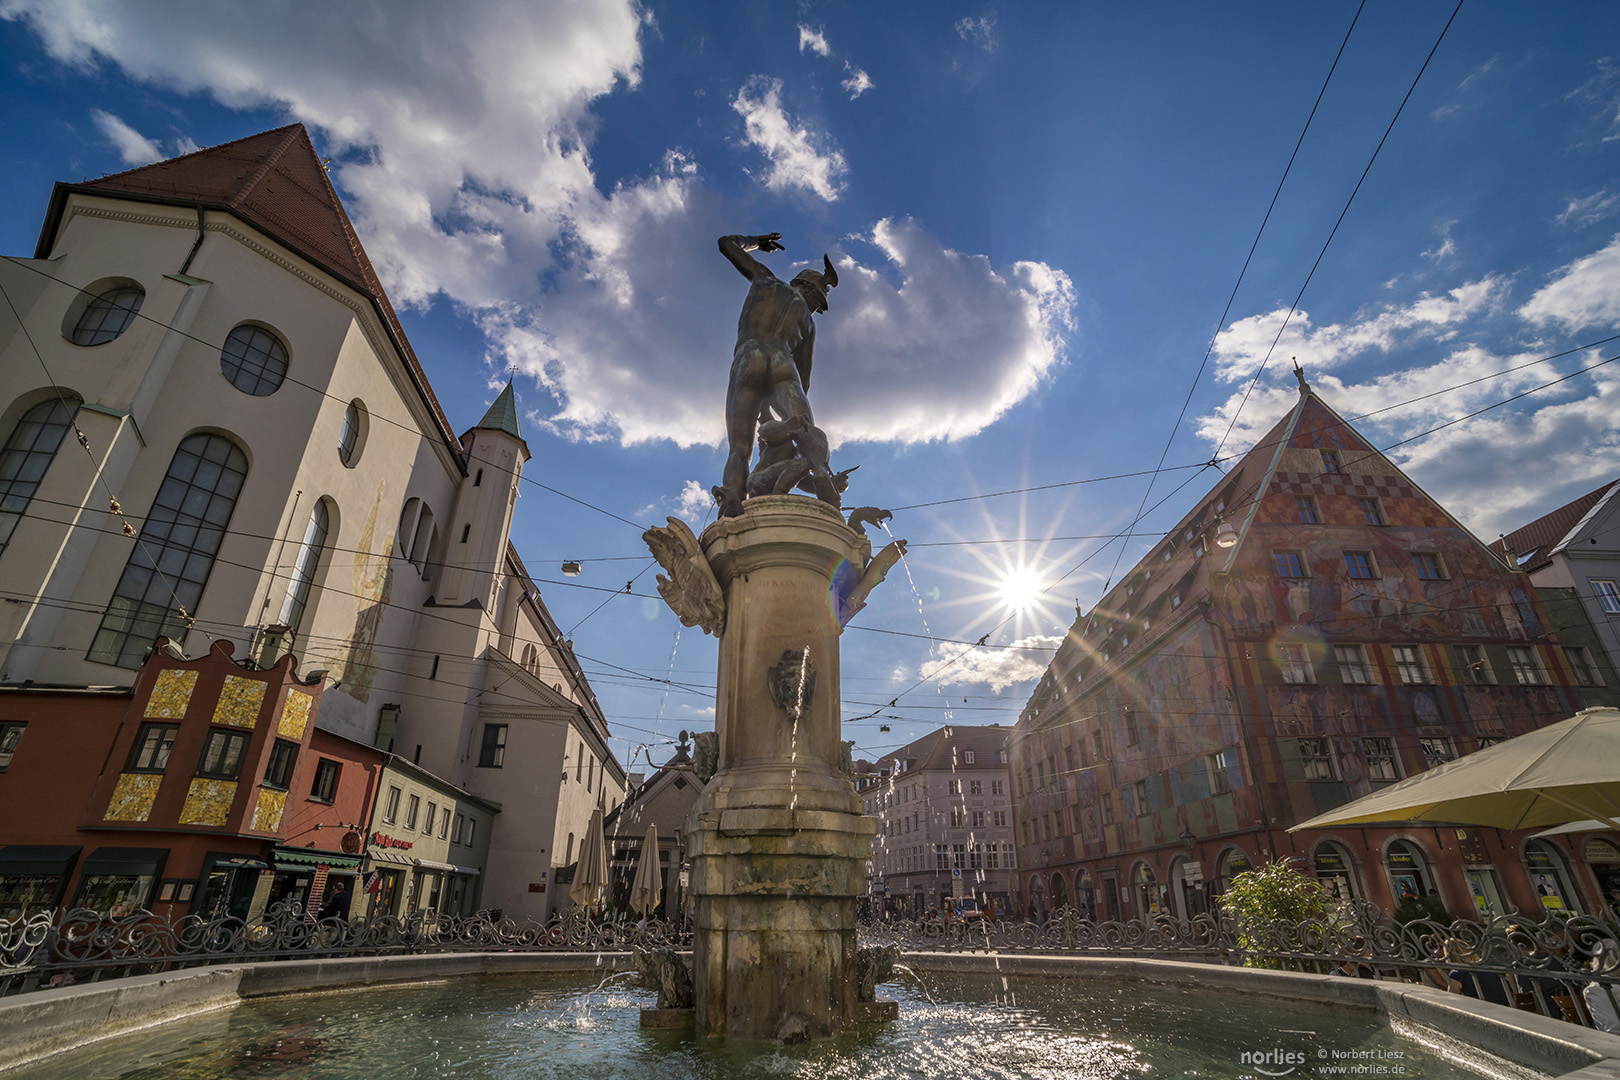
<box><xmin>11</xmin><ymin>971</ymin><xmax>1496</xmax><ymax>1080</ymax></box>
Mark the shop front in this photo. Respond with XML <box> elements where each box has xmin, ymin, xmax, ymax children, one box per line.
<box><xmin>193</xmin><ymin>852</ymin><xmax>271</xmax><ymax>919</ymax></box>
<box><xmin>267</xmin><ymin>846</ymin><xmax>363</xmax><ymax>917</ymax></box>
<box><xmin>69</xmin><ymin>847</ymin><xmax>167</xmax><ymax>915</ymax></box>
<box><xmin>0</xmin><ymin>846</ymin><xmax>80</xmax><ymax>919</ymax></box>
<box><xmin>364</xmin><ymin>847</ymin><xmax>412</xmax><ymax>917</ymax></box>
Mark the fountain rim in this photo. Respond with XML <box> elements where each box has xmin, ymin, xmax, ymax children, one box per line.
<box><xmin>5</xmin><ymin>947</ymin><xmax>1619</xmax><ymax>1077</ymax></box>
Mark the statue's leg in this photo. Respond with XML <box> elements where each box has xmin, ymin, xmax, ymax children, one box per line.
<box><xmin>722</xmin><ymin>359</ymin><xmax>765</xmax><ymax>517</ymax></box>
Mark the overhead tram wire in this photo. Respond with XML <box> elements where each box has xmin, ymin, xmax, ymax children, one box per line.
<box><xmin>1214</xmin><ymin>0</ymin><xmax>1467</xmax><ymax>459</ymax></box>
<box><xmin>1101</xmin><ymin>0</ymin><xmax>1368</xmax><ymax>598</ymax></box>
<box><xmin>12</xmin><ymin>349</ymin><xmax>1616</xmax><ymax>677</ymax></box>
<box><xmin>0</xmin><ymin>277</ymin><xmax>220</xmax><ymax>650</ymax></box>
<box><xmin>1</xmin><ymin>255</ymin><xmax>651</xmax><ymax>535</ymax></box>
<box><xmin>853</xmin><ymin>351</ymin><xmax>1618</xmax><ymax>714</ymax></box>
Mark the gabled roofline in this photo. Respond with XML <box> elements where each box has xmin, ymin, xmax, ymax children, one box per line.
<box><xmin>34</xmin><ymin>129</ymin><xmax>466</xmax><ymax>471</ymax></box>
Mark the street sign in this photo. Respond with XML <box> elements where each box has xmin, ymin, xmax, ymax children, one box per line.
<box><xmin>951</xmin><ymin>868</ymin><xmax>962</xmax><ymax>879</ymax></box>
<box><xmin>952</xmin><ymin>879</ymin><xmax>964</xmax><ymax>900</ymax></box>
<box><xmin>1183</xmin><ymin>861</ymin><xmax>1202</xmax><ymax>883</ymax></box>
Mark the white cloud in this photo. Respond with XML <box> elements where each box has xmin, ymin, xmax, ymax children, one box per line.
<box><xmin>841</xmin><ymin>64</ymin><xmax>874</xmax><ymax>100</ymax></box>
<box><xmin>90</xmin><ymin>109</ymin><xmax>160</xmax><ymax>165</ymax></box>
<box><xmin>8</xmin><ymin>2</ymin><xmax>1074</xmax><ymax>453</ymax></box>
<box><xmin>1209</xmin><ymin>277</ymin><xmax>1507</xmax><ymax>384</ymax></box>
<box><xmin>797</xmin><ymin>24</ymin><xmax>830</xmax><ymax>57</ymax></box>
<box><xmin>485</xmin><ymin>209</ymin><xmax>1075</xmax><ymax>448</ymax></box>
<box><xmin>1518</xmin><ymin>234</ymin><xmax>1620</xmax><ymax>332</ymax></box>
<box><xmin>732</xmin><ymin>76</ymin><xmax>847</xmax><ymax>201</ymax></box>
<box><xmin>1556</xmin><ymin>189</ymin><xmax>1619</xmax><ymax>228</ymax></box>
<box><xmin>955</xmin><ymin>14</ymin><xmax>997</xmax><ymax>52</ymax></box>
<box><xmin>1421</xmin><ymin>220</ymin><xmax>1458</xmax><ymax>262</ymax></box>
<box><xmin>920</xmin><ymin>634</ymin><xmax>1058</xmax><ymax>692</ymax></box>
<box><xmin>3</xmin><ymin>0</ymin><xmax>648</xmax><ymax>309</ymax></box>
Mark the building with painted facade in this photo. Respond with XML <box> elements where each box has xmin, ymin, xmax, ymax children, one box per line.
<box><xmin>1008</xmin><ymin>380</ymin><xmax>1615</xmax><ymax>926</ymax></box>
<box><xmin>0</xmin><ymin>643</ymin><xmax>385</xmax><ymax>921</ymax></box>
<box><xmin>856</xmin><ymin>725</ymin><xmax>1016</xmax><ymax>917</ymax></box>
<box><xmin>0</xmin><ymin>124</ymin><xmax>622</xmax><ymax>920</ymax></box>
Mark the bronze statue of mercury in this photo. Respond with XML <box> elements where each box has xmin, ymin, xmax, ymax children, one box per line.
<box><xmin>715</xmin><ymin>233</ymin><xmax>840</xmax><ymax>517</ymax></box>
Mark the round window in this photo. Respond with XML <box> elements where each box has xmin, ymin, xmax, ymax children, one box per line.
<box><xmin>338</xmin><ymin>399</ymin><xmax>367</xmax><ymax>466</ymax></box>
<box><xmin>67</xmin><ymin>283</ymin><xmax>145</xmax><ymax>346</ymax></box>
<box><xmin>219</xmin><ymin>324</ymin><xmax>289</xmax><ymax>396</ymax></box>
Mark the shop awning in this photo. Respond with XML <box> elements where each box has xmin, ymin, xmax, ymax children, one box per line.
<box><xmin>80</xmin><ymin>847</ymin><xmax>166</xmax><ymax>876</ymax></box>
<box><xmin>367</xmin><ymin>849</ymin><xmax>414</xmax><ymax>866</ymax></box>
<box><xmin>450</xmin><ymin>865</ymin><xmax>482</xmax><ymax>877</ymax></box>
<box><xmin>0</xmin><ymin>845</ymin><xmax>80</xmax><ymax>876</ymax></box>
<box><xmin>205</xmin><ymin>853</ymin><xmax>270</xmax><ymax>872</ymax></box>
<box><xmin>272</xmin><ymin>847</ymin><xmax>362</xmax><ymax>871</ymax></box>
<box><xmin>414</xmin><ymin>859</ymin><xmax>455</xmax><ymax>872</ymax></box>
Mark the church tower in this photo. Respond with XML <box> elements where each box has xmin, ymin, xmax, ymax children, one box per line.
<box><xmin>435</xmin><ymin>381</ymin><xmax>530</xmax><ymax>612</ymax></box>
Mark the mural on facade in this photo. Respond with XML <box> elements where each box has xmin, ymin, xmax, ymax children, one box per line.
<box><xmin>251</xmin><ymin>788</ymin><xmax>287</xmax><ymax>832</ymax></box>
<box><xmin>179</xmin><ymin>778</ymin><xmax>237</xmax><ymax>825</ymax></box>
<box><xmin>103</xmin><ymin>772</ymin><xmax>162</xmax><ymax>822</ymax></box>
<box><xmin>144</xmin><ymin>669</ymin><xmax>197</xmax><ymax>719</ymax></box>
<box><xmin>331</xmin><ymin>484</ymin><xmax>393</xmax><ymax>704</ymax></box>
<box><xmin>278</xmin><ymin>688</ymin><xmax>313</xmax><ymax>739</ymax></box>
<box><xmin>212</xmin><ymin>675</ymin><xmax>265</xmax><ymax>728</ymax></box>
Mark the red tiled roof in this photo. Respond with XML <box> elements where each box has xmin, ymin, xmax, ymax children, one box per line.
<box><xmin>37</xmin><ymin>124</ymin><xmax>461</xmax><ymax>456</ymax></box>
<box><xmin>1489</xmin><ymin>478</ymin><xmax>1619</xmax><ymax>572</ymax></box>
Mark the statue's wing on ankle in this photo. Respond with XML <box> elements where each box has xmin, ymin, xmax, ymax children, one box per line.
<box><xmin>643</xmin><ymin>517</ymin><xmax>726</xmax><ymax>636</ymax></box>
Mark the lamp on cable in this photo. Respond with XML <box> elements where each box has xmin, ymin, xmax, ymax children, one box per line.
<box><xmin>1213</xmin><ymin>519</ymin><xmax>1239</xmax><ymax>549</ymax></box>
<box><xmin>562</xmin><ymin>561</ymin><xmax>582</xmax><ymax>577</ymax></box>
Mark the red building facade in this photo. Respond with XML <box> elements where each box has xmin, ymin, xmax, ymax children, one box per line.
<box><xmin>0</xmin><ymin>639</ymin><xmax>385</xmax><ymax>919</ymax></box>
<box><xmin>1009</xmin><ymin>384</ymin><xmax>1617</xmax><ymax>925</ymax></box>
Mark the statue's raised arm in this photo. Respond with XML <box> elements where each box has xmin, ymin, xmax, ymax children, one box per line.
<box><xmin>719</xmin><ymin>233</ymin><xmax>786</xmax><ymax>282</ymax></box>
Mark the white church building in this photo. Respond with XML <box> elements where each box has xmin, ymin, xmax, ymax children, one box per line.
<box><xmin>0</xmin><ymin>124</ymin><xmax>624</xmax><ymax>919</ymax></box>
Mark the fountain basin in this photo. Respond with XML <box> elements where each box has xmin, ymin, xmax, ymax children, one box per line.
<box><xmin>6</xmin><ymin>949</ymin><xmax>1620</xmax><ymax>1077</ymax></box>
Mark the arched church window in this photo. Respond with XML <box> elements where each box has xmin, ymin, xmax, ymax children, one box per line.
<box><xmin>87</xmin><ymin>432</ymin><xmax>248</xmax><ymax>668</ymax></box>
<box><xmin>0</xmin><ymin>396</ymin><xmax>80</xmax><ymax>558</ymax></box>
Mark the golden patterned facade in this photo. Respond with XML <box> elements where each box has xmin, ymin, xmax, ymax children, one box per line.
<box><xmin>179</xmin><ymin>778</ymin><xmax>238</xmax><ymax>825</ymax></box>
<box><xmin>278</xmin><ymin>689</ymin><xmax>312</xmax><ymax>739</ymax></box>
<box><xmin>144</xmin><ymin>669</ymin><xmax>198</xmax><ymax>719</ymax></box>
<box><xmin>103</xmin><ymin>772</ymin><xmax>162</xmax><ymax>822</ymax></box>
<box><xmin>213</xmin><ymin>676</ymin><xmax>266</xmax><ymax>728</ymax></box>
<box><xmin>251</xmin><ymin>788</ymin><xmax>287</xmax><ymax>832</ymax></box>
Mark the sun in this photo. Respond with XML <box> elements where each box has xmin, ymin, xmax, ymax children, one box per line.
<box><xmin>997</xmin><ymin>567</ymin><xmax>1046</xmax><ymax>613</ymax></box>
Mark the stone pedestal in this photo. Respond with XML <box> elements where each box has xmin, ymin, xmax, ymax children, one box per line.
<box><xmin>684</xmin><ymin>495</ymin><xmax>879</xmax><ymax>1041</ymax></box>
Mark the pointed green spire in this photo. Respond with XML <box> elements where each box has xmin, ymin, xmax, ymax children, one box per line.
<box><xmin>474</xmin><ymin>380</ymin><xmax>522</xmax><ymax>440</ymax></box>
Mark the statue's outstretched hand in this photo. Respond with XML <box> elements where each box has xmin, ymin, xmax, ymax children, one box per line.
<box><xmin>756</xmin><ymin>233</ymin><xmax>785</xmax><ymax>253</ymax></box>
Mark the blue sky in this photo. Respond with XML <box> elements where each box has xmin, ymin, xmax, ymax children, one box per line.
<box><xmin>3</xmin><ymin>1</ymin><xmax>1619</xmax><ymax>771</ymax></box>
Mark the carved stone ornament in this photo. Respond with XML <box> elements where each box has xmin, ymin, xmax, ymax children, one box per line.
<box><xmin>642</xmin><ymin>516</ymin><xmax>725</xmax><ymax>636</ymax></box>
<box><xmin>768</xmin><ymin>648</ymin><xmax>816</xmax><ymax>724</ymax></box>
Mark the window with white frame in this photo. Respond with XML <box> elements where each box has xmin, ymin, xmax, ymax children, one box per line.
<box><xmin>1277</xmin><ymin>643</ymin><xmax>1315</xmax><ymax>684</ymax></box>
<box><xmin>1203</xmin><ymin>751</ymin><xmax>1235</xmax><ymax>795</ymax></box>
<box><xmin>1362</xmin><ymin>737</ymin><xmax>1400</xmax><ymax>782</ymax></box>
<box><xmin>1298</xmin><ymin>738</ymin><xmax>1337</xmax><ymax>781</ymax></box>
<box><xmin>1565</xmin><ymin>646</ymin><xmax>1603</xmax><ymax>686</ymax></box>
<box><xmin>1274</xmin><ymin>551</ymin><xmax>1307</xmax><ymax>578</ymax></box>
<box><xmin>1419</xmin><ymin>737</ymin><xmax>1456</xmax><ymax>769</ymax></box>
<box><xmin>963</xmin><ymin>750</ymin><xmax>976</xmax><ymax>764</ymax></box>
<box><xmin>1506</xmin><ymin>646</ymin><xmax>1546</xmax><ymax>685</ymax></box>
<box><xmin>1359</xmin><ymin>497</ymin><xmax>1386</xmax><ymax>526</ymax></box>
<box><xmin>969</xmin><ymin>779</ymin><xmax>982</xmax><ymax>795</ymax></box>
<box><xmin>1334</xmin><ymin>644</ymin><xmax>1372</xmax><ymax>684</ymax></box>
<box><xmin>1133</xmin><ymin>779</ymin><xmax>1150</xmax><ymax>814</ymax></box>
<box><xmin>1593</xmin><ymin>579</ymin><xmax>1620</xmax><ymax>614</ymax></box>
<box><xmin>993</xmin><ymin>810</ymin><xmax>1008</xmax><ymax>827</ymax></box>
<box><xmin>1344</xmin><ymin>551</ymin><xmax>1377</xmax><ymax>579</ymax></box>
<box><xmin>1296</xmin><ymin>496</ymin><xmax>1321</xmax><ymax>524</ymax></box>
<box><xmin>1392</xmin><ymin>645</ymin><xmax>1430</xmax><ymax>685</ymax></box>
<box><xmin>1412</xmin><ymin>552</ymin><xmax>1445</xmax><ymax>581</ymax></box>
<box><xmin>1455</xmin><ymin>644</ymin><xmax>1495</xmax><ymax>685</ymax></box>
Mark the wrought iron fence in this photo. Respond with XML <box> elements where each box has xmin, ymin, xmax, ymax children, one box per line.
<box><xmin>855</xmin><ymin>902</ymin><xmax>1620</xmax><ymax>1032</ymax></box>
<box><xmin>3</xmin><ymin>900</ymin><xmax>1617</xmax><ymax>1034</ymax></box>
<box><xmin>0</xmin><ymin>903</ymin><xmax>688</xmax><ymax>995</ymax></box>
